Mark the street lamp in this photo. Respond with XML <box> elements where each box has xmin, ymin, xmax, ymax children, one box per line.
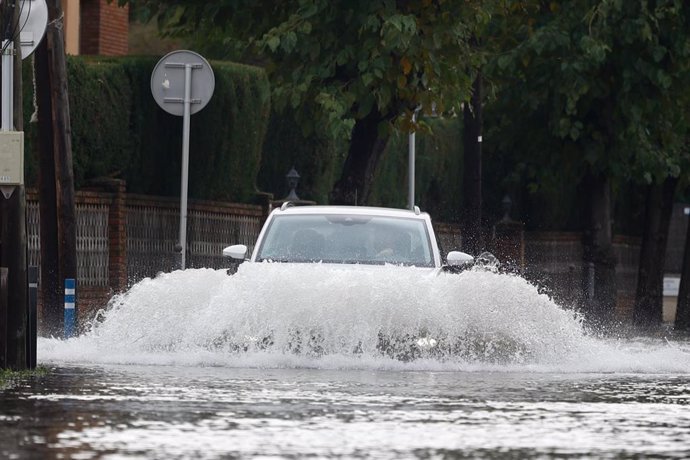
<box><xmin>285</xmin><ymin>167</ymin><xmax>301</xmax><ymax>201</ymax></box>
<box><xmin>408</xmin><ymin>106</ymin><xmax>422</xmax><ymax>210</ymax></box>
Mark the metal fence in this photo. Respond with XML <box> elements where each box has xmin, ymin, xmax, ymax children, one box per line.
<box><xmin>25</xmin><ymin>191</ymin><xmax>645</xmax><ymax>315</ymax></box>
<box><xmin>523</xmin><ymin>232</ymin><xmax>641</xmax><ymax>309</ymax></box>
<box><xmin>76</xmin><ymin>203</ymin><xmax>109</xmax><ymax>286</ymax></box>
<box><xmin>126</xmin><ymin>203</ymin><xmax>179</xmax><ymax>281</ymax></box>
<box><xmin>26</xmin><ymin>200</ymin><xmax>40</xmax><ymax>270</ymax></box>
<box><xmin>26</xmin><ymin>199</ymin><xmax>110</xmax><ymax>287</ymax></box>
<box><xmin>187</xmin><ymin>211</ymin><xmax>263</xmax><ymax>269</ymax></box>
<box><xmin>125</xmin><ymin>197</ymin><xmax>264</xmax><ymax>282</ymax></box>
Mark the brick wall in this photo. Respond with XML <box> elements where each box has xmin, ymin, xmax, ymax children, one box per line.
<box><xmin>80</xmin><ymin>0</ymin><xmax>129</xmax><ymax>56</ymax></box>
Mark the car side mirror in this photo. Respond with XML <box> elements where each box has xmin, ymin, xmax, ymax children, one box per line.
<box><xmin>223</xmin><ymin>244</ymin><xmax>248</xmax><ymax>260</ymax></box>
<box><xmin>446</xmin><ymin>251</ymin><xmax>474</xmax><ymax>267</ymax></box>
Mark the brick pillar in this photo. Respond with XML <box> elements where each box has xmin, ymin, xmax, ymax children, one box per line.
<box><xmin>490</xmin><ymin>196</ymin><xmax>524</xmax><ymax>272</ymax></box>
<box><xmin>492</xmin><ymin>219</ymin><xmax>525</xmax><ymax>273</ymax></box>
<box><xmin>108</xmin><ymin>180</ymin><xmax>127</xmax><ymax>292</ymax></box>
<box><xmin>80</xmin><ymin>0</ymin><xmax>129</xmax><ymax>56</ymax></box>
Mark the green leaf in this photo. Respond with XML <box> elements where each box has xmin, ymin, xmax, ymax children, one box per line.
<box><xmin>266</xmin><ymin>36</ymin><xmax>280</xmax><ymax>52</ymax></box>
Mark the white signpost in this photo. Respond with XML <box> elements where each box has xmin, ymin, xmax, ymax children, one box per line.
<box><xmin>0</xmin><ymin>0</ymin><xmax>47</xmax><ymax>199</ymax></box>
<box><xmin>151</xmin><ymin>50</ymin><xmax>215</xmax><ymax>270</ymax></box>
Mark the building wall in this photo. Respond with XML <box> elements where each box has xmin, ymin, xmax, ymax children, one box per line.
<box><xmin>79</xmin><ymin>0</ymin><xmax>129</xmax><ymax>56</ymax></box>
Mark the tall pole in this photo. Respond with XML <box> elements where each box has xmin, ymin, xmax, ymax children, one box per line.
<box><xmin>35</xmin><ymin>0</ymin><xmax>77</xmax><ymax>336</ymax></box>
<box><xmin>0</xmin><ymin>0</ymin><xmax>29</xmax><ymax>369</ymax></box>
<box><xmin>178</xmin><ymin>63</ymin><xmax>192</xmax><ymax>270</ymax></box>
<box><xmin>1</xmin><ymin>42</ymin><xmax>13</xmax><ymax>130</ymax></box>
<box><xmin>407</xmin><ymin>108</ymin><xmax>420</xmax><ymax>211</ymax></box>
<box><xmin>151</xmin><ymin>51</ymin><xmax>215</xmax><ymax>271</ymax></box>
<box><xmin>462</xmin><ymin>73</ymin><xmax>483</xmax><ymax>255</ymax></box>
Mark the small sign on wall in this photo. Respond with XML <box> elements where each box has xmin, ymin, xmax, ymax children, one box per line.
<box><xmin>0</xmin><ymin>131</ymin><xmax>24</xmax><ymax>185</ymax></box>
<box><xmin>663</xmin><ymin>276</ymin><xmax>680</xmax><ymax>297</ymax></box>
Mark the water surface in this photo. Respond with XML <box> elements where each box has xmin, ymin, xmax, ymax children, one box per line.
<box><xmin>2</xmin><ymin>265</ymin><xmax>689</xmax><ymax>458</ymax></box>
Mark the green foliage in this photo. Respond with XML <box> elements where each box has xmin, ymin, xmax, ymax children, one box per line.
<box><xmin>67</xmin><ymin>59</ymin><xmax>134</xmax><ymax>186</ymax></box>
<box><xmin>23</xmin><ymin>56</ymin><xmax>271</xmax><ymax>202</ymax></box>
<box><xmin>0</xmin><ymin>366</ymin><xmax>48</xmax><ymax>389</ymax></box>
<box><xmin>483</xmin><ymin>0</ymin><xmax>690</xmax><ymax>229</ymax></box>
<box><xmin>123</xmin><ymin>0</ymin><xmax>494</xmax><ymax>141</ymax></box>
<box><xmin>486</xmin><ymin>0</ymin><xmax>690</xmax><ymax>185</ymax></box>
<box><xmin>258</xmin><ymin>111</ymin><xmax>345</xmax><ymax>204</ymax></box>
<box><xmin>369</xmin><ymin>118</ymin><xmax>464</xmax><ymax>222</ymax></box>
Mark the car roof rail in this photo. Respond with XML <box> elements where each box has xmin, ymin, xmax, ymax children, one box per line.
<box><xmin>414</xmin><ymin>206</ymin><xmax>421</xmax><ymax>215</ymax></box>
<box><xmin>280</xmin><ymin>201</ymin><xmax>295</xmax><ymax>211</ymax></box>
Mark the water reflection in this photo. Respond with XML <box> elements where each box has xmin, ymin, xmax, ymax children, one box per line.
<box><xmin>2</xmin><ymin>366</ymin><xmax>689</xmax><ymax>458</ymax></box>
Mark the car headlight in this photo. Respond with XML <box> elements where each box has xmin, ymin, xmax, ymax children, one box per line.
<box><xmin>416</xmin><ymin>337</ymin><xmax>438</xmax><ymax>350</ymax></box>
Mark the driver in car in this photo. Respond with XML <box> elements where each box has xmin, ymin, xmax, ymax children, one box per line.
<box><xmin>373</xmin><ymin>228</ymin><xmax>408</xmax><ymax>260</ymax></box>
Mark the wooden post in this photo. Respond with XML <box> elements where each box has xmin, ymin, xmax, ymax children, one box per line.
<box><xmin>0</xmin><ymin>267</ymin><xmax>7</xmax><ymax>369</ymax></box>
<box><xmin>27</xmin><ymin>266</ymin><xmax>37</xmax><ymax>369</ymax></box>
<box><xmin>35</xmin><ymin>0</ymin><xmax>77</xmax><ymax>336</ymax></box>
<box><xmin>0</xmin><ymin>0</ymin><xmax>29</xmax><ymax>370</ymax></box>
<box><xmin>1</xmin><ymin>187</ymin><xmax>28</xmax><ymax>369</ymax></box>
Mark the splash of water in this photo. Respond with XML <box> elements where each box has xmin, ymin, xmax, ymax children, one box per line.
<box><xmin>39</xmin><ymin>264</ymin><xmax>690</xmax><ymax>372</ymax></box>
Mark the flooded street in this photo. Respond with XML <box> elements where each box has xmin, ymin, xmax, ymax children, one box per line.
<box><xmin>3</xmin><ymin>364</ymin><xmax>690</xmax><ymax>458</ymax></box>
<box><xmin>2</xmin><ymin>266</ymin><xmax>690</xmax><ymax>458</ymax></box>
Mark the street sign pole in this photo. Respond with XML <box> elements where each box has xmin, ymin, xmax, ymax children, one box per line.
<box><xmin>1</xmin><ymin>40</ymin><xmax>14</xmax><ymax>131</ymax></box>
<box><xmin>151</xmin><ymin>51</ymin><xmax>214</xmax><ymax>271</ymax></box>
<box><xmin>178</xmin><ymin>63</ymin><xmax>192</xmax><ymax>270</ymax></box>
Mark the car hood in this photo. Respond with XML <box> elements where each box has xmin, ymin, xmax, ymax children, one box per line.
<box><xmin>245</xmin><ymin>260</ymin><xmax>441</xmax><ymax>276</ymax></box>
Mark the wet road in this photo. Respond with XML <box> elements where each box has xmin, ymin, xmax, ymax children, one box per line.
<box><xmin>3</xmin><ymin>267</ymin><xmax>690</xmax><ymax>458</ymax></box>
<box><xmin>2</xmin><ymin>364</ymin><xmax>689</xmax><ymax>459</ymax></box>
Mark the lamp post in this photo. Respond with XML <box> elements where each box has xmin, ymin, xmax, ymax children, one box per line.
<box><xmin>285</xmin><ymin>167</ymin><xmax>300</xmax><ymax>201</ymax></box>
<box><xmin>408</xmin><ymin>106</ymin><xmax>422</xmax><ymax>210</ymax></box>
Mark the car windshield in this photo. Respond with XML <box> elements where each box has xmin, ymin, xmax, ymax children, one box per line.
<box><xmin>256</xmin><ymin>214</ymin><xmax>434</xmax><ymax>267</ymax></box>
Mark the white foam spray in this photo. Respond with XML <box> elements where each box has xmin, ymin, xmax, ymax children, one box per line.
<box><xmin>39</xmin><ymin>264</ymin><xmax>690</xmax><ymax>373</ymax></box>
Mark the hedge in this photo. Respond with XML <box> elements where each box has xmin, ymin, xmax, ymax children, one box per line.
<box><xmin>368</xmin><ymin>118</ymin><xmax>464</xmax><ymax>222</ymax></box>
<box><xmin>258</xmin><ymin>110</ymin><xmax>345</xmax><ymax>204</ymax></box>
<box><xmin>23</xmin><ymin>56</ymin><xmax>271</xmax><ymax>203</ymax></box>
<box><xmin>19</xmin><ymin>55</ymin><xmax>517</xmax><ymax>224</ymax></box>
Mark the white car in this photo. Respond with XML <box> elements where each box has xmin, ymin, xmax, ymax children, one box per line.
<box><xmin>221</xmin><ymin>204</ymin><xmax>478</xmax><ymax>359</ymax></box>
<box><xmin>222</xmin><ymin>204</ymin><xmax>474</xmax><ymax>271</ymax></box>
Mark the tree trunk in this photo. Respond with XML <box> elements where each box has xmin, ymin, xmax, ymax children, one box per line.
<box><xmin>582</xmin><ymin>171</ymin><xmax>617</xmax><ymax>326</ymax></box>
<box><xmin>330</xmin><ymin>108</ymin><xmax>391</xmax><ymax>205</ymax></box>
<box><xmin>461</xmin><ymin>73</ymin><xmax>483</xmax><ymax>255</ymax></box>
<box><xmin>632</xmin><ymin>176</ymin><xmax>678</xmax><ymax>330</ymax></box>
<box><xmin>675</xmin><ymin>204</ymin><xmax>690</xmax><ymax>332</ymax></box>
<box><xmin>35</xmin><ymin>0</ymin><xmax>77</xmax><ymax>337</ymax></box>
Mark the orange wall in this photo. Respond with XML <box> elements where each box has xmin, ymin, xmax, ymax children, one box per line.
<box><xmin>64</xmin><ymin>0</ymin><xmax>80</xmax><ymax>55</ymax></box>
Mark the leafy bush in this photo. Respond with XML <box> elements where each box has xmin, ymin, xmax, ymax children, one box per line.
<box><xmin>258</xmin><ymin>110</ymin><xmax>345</xmax><ymax>204</ymax></box>
<box><xmin>23</xmin><ymin>56</ymin><xmax>271</xmax><ymax>202</ymax></box>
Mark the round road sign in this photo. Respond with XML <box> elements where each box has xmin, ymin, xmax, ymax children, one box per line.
<box><xmin>19</xmin><ymin>0</ymin><xmax>48</xmax><ymax>59</ymax></box>
<box><xmin>150</xmin><ymin>50</ymin><xmax>215</xmax><ymax>117</ymax></box>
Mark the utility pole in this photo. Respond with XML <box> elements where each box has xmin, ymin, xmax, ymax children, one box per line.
<box><xmin>0</xmin><ymin>0</ymin><xmax>29</xmax><ymax>370</ymax></box>
<box><xmin>462</xmin><ymin>72</ymin><xmax>483</xmax><ymax>255</ymax></box>
<box><xmin>34</xmin><ymin>0</ymin><xmax>76</xmax><ymax>337</ymax></box>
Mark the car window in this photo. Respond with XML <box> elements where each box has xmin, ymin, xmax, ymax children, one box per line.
<box><xmin>256</xmin><ymin>214</ymin><xmax>434</xmax><ymax>267</ymax></box>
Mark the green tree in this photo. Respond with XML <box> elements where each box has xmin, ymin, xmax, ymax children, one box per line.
<box><xmin>485</xmin><ymin>1</ymin><xmax>690</xmax><ymax>326</ymax></box>
<box><xmin>123</xmin><ymin>0</ymin><xmax>493</xmax><ymax>204</ymax></box>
